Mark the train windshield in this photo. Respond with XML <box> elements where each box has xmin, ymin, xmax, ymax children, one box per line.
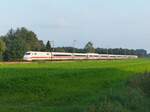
<box><xmin>25</xmin><ymin>53</ymin><xmax>31</xmax><ymax>55</ymax></box>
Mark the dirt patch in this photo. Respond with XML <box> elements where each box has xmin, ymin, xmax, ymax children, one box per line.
<box><xmin>0</xmin><ymin>62</ymin><xmax>32</xmax><ymax>65</ymax></box>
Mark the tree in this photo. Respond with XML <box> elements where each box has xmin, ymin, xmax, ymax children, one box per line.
<box><xmin>3</xmin><ymin>39</ymin><xmax>27</xmax><ymax>61</ymax></box>
<box><xmin>46</xmin><ymin>41</ymin><xmax>51</xmax><ymax>52</ymax></box>
<box><xmin>84</xmin><ymin>42</ymin><xmax>95</xmax><ymax>53</ymax></box>
<box><xmin>39</xmin><ymin>40</ymin><xmax>46</xmax><ymax>51</ymax></box>
<box><xmin>0</xmin><ymin>39</ymin><xmax>6</xmax><ymax>55</ymax></box>
<box><xmin>2</xmin><ymin>27</ymin><xmax>45</xmax><ymax>61</ymax></box>
<box><xmin>136</xmin><ymin>49</ymin><xmax>147</xmax><ymax>57</ymax></box>
<box><xmin>14</xmin><ymin>27</ymin><xmax>45</xmax><ymax>51</ymax></box>
<box><xmin>55</xmin><ymin>47</ymin><xmax>65</xmax><ymax>52</ymax></box>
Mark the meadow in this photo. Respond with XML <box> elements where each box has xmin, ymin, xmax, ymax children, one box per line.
<box><xmin>0</xmin><ymin>59</ymin><xmax>149</xmax><ymax>112</ymax></box>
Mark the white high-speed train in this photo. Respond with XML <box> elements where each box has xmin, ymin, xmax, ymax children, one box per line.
<box><xmin>23</xmin><ymin>51</ymin><xmax>138</xmax><ymax>61</ymax></box>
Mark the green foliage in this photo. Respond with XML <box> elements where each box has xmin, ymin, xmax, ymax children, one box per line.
<box><xmin>0</xmin><ymin>39</ymin><xmax>6</xmax><ymax>55</ymax></box>
<box><xmin>15</xmin><ymin>27</ymin><xmax>44</xmax><ymax>51</ymax></box>
<box><xmin>55</xmin><ymin>47</ymin><xmax>65</xmax><ymax>52</ymax></box>
<box><xmin>84</xmin><ymin>42</ymin><xmax>95</xmax><ymax>53</ymax></box>
<box><xmin>0</xmin><ymin>39</ymin><xmax>6</xmax><ymax>61</ymax></box>
<box><xmin>129</xmin><ymin>73</ymin><xmax>150</xmax><ymax>97</ymax></box>
<box><xmin>0</xmin><ymin>59</ymin><xmax>149</xmax><ymax>111</ymax></box>
<box><xmin>95</xmin><ymin>48</ymin><xmax>137</xmax><ymax>55</ymax></box>
<box><xmin>45</xmin><ymin>41</ymin><xmax>51</xmax><ymax>52</ymax></box>
<box><xmin>3</xmin><ymin>39</ymin><xmax>27</xmax><ymax>61</ymax></box>
<box><xmin>2</xmin><ymin>27</ymin><xmax>45</xmax><ymax>61</ymax></box>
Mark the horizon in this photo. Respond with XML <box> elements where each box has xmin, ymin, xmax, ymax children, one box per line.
<box><xmin>0</xmin><ymin>0</ymin><xmax>150</xmax><ymax>52</ymax></box>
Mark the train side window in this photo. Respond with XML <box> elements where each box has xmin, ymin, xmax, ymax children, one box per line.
<box><xmin>75</xmin><ymin>55</ymin><xmax>87</xmax><ymax>57</ymax></box>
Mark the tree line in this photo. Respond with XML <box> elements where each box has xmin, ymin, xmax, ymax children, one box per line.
<box><xmin>0</xmin><ymin>27</ymin><xmax>148</xmax><ymax>61</ymax></box>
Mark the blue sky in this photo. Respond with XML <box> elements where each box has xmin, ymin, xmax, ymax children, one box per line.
<box><xmin>0</xmin><ymin>0</ymin><xmax>150</xmax><ymax>51</ymax></box>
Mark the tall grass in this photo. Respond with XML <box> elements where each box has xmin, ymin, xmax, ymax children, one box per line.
<box><xmin>0</xmin><ymin>59</ymin><xmax>149</xmax><ymax>112</ymax></box>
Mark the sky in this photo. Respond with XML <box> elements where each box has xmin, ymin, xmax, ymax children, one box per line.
<box><xmin>0</xmin><ymin>0</ymin><xmax>150</xmax><ymax>51</ymax></box>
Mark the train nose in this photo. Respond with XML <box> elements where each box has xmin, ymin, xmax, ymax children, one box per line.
<box><xmin>23</xmin><ymin>55</ymin><xmax>32</xmax><ymax>61</ymax></box>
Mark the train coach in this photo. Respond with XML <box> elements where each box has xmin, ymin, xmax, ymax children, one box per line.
<box><xmin>23</xmin><ymin>51</ymin><xmax>138</xmax><ymax>61</ymax></box>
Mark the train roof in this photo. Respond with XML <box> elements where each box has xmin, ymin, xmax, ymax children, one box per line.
<box><xmin>52</xmin><ymin>52</ymin><xmax>72</xmax><ymax>55</ymax></box>
<box><xmin>87</xmin><ymin>53</ymin><xmax>99</xmax><ymax>55</ymax></box>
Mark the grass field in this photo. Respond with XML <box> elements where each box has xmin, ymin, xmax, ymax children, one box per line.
<box><xmin>0</xmin><ymin>59</ymin><xmax>149</xmax><ymax>112</ymax></box>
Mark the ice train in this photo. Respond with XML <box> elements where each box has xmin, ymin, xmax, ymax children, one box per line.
<box><xmin>23</xmin><ymin>51</ymin><xmax>138</xmax><ymax>61</ymax></box>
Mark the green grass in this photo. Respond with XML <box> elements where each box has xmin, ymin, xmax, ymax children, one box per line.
<box><xmin>0</xmin><ymin>59</ymin><xmax>149</xmax><ymax>112</ymax></box>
